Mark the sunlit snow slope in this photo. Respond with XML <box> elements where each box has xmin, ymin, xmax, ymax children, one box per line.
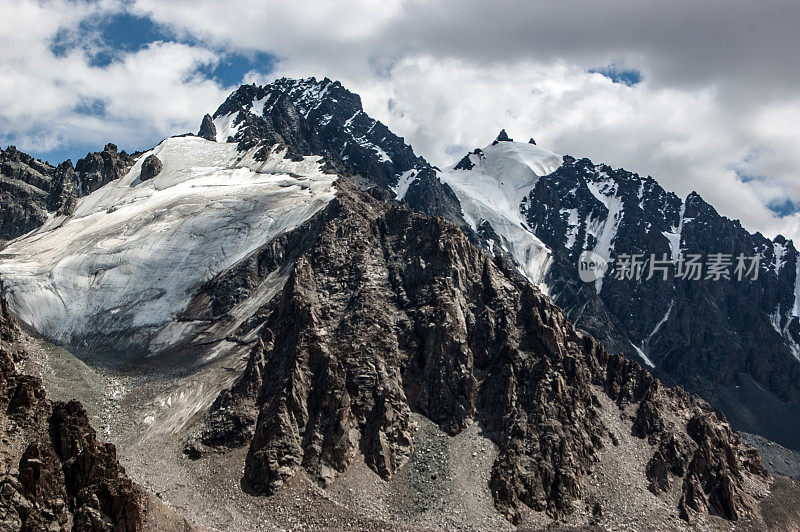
<box><xmin>0</xmin><ymin>136</ymin><xmax>337</xmax><ymax>356</ymax></box>
<box><xmin>439</xmin><ymin>140</ymin><xmax>562</xmax><ymax>288</ymax></box>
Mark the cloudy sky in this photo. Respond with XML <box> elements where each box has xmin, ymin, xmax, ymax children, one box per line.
<box><xmin>2</xmin><ymin>0</ymin><xmax>800</xmax><ymax>241</ymax></box>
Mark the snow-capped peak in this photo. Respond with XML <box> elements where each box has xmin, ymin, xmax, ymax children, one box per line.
<box><xmin>439</xmin><ymin>139</ymin><xmax>563</xmax><ymax>288</ymax></box>
<box><xmin>452</xmin><ymin>138</ymin><xmax>562</xmax><ymax>187</ymax></box>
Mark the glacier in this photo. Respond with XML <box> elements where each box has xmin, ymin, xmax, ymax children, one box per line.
<box><xmin>0</xmin><ymin>136</ymin><xmax>337</xmax><ymax>357</ymax></box>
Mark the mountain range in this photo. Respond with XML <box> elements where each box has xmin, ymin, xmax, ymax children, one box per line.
<box><xmin>1</xmin><ymin>76</ymin><xmax>799</xmax><ymax>530</ymax></box>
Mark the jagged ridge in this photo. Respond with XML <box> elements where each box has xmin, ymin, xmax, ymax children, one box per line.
<box><xmin>194</xmin><ymin>179</ymin><xmax>771</xmax><ymax>525</ymax></box>
<box><xmin>524</xmin><ymin>154</ymin><xmax>800</xmax><ymax>450</ymax></box>
<box><xmin>209</xmin><ymin>77</ymin><xmax>466</xmax><ymax>227</ymax></box>
<box><xmin>0</xmin><ymin>144</ymin><xmax>138</xmax><ymax>240</ymax></box>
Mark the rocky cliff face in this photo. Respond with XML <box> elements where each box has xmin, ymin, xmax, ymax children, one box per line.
<box><xmin>0</xmin><ymin>144</ymin><xmax>138</xmax><ymax>241</ymax></box>
<box><xmin>0</xmin><ymin>281</ymin><xmax>144</xmax><ymax>530</ymax></box>
<box><xmin>74</xmin><ymin>143</ymin><xmax>138</xmax><ymax>197</ymax></box>
<box><xmin>522</xmin><ymin>155</ymin><xmax>800</xmax><ymax>450</ymax></box>
<box><xmin>193</xmin><ymin>179</ymin><xmax>772</xmax><ymax>525</ymax></box>
<box><xmin>0</xmin><ymin>146</ymin><xmax>54</xmax><ymax>240</ymax></box>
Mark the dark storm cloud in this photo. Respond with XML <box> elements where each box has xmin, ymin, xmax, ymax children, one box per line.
<box><xmin>380</xmin><ymin>0</ymin><xmax>799</xmax><ymax>95</ymax></box>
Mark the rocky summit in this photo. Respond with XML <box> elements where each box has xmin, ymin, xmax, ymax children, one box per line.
<box><xmin>207</xmin><ymin>77</ymin><xmax>466</xmax><ymax>228</ymax></box>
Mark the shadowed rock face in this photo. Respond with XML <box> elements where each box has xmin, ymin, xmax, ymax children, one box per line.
<box><xmin>0</xmin><ymin>281</ymin><xmax>143</xmax><ymax>531</ymax></box>
<box><xmin>198</xmin><ymin>113</ymin><xmax>217</xmax><ymax>141</ymax></box>
<box><xmin>74</xmin><ymin>143</ymin><xmax>137</xmax><ymax>196</ymax></box>
<box><xmin>0</xmin><ymin>144</ymin><xmax>138</xmax><ymax>240</ymax></box>
<box><xmin>0</xmin><ymin>146</ymin><xmax>54</xmax><ymax>240</ymax></box>
<box><xmin>198</xmin><ymin>179</ymin><xmax>771</xmax><ymax>524</ymax></box>
<box><xmin>140</xmin><ymin>154</ymin><xmax>163</xmax><ymax>181</ymax></box>
<box><xmin>525</xmin><ymin>155</ymin><xmax>800</xmax><ymax>450</ymax></box>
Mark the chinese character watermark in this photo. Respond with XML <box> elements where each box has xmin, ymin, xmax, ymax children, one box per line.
<box><xmin>577</xmin><ymin>252</ymin><xmax>761</xmax><ymax>282</ymax></box>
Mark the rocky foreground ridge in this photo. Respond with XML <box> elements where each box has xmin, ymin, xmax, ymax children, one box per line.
<box><xmin>0</xmin><ymin>284</ymin><xmax>145</xmax><ymax>530</ymax></box>
<box><xmin>190</xmin><ymin>179</ymin><xmax>776</xmax><ymax>526</ymax></box>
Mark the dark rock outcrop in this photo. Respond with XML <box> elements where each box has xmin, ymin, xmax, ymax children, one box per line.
<box><xmin>493</xmin><ymin>129</ymin><xmax>512</xmax><ymax>144</ymax></box>
<box><xmin>0</xmin><ymin>281</ymin><xmax>17</xmax><ymax>343</ymax></box>
<box><xmin>140</xmin><ymin>154</ymin><xmax>163</xmax><ymax>181</ymax></box>
<box><xmin>50</xmin><ymin>401</ymin><xmax>142</xmax><ymax>530</ymax></box>
<box><xmin>75</xmin><ymin>143</ymin><xmax>137</xmax><ymax>195</ymax></box>
<box><xmin>0</xmin><ymin>144</ymin><xmax>138</xmax><ymax>240</ymax></box>
<box><xmin>0</xmin><ymin>146</ymin><xmax>54</xmax><ymax>240</ymax></box>
<box><xmin>47</xmin><ymin>160</ymin><xmax>79</xmax><ymax>215</ymax></box>
<box><xmin>198</xmin><ymin>113</ymin><xmax>217</xmax><ymax>141</ymax></box>
<box><xmin>199</xmin><ymin>179</ymin><xmax>771</xmax><ymax>524</ymax></box>
<box><xmin>0</xmin><ymin>280</ymin><xmax>143</xmax><ymax>530</ymax></box>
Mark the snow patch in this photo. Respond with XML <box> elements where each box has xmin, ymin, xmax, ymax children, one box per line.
<box><xmin>793</xmin><ymin>251</ymin><xmax>800</xmax><ymax>319</ymax></box>
<box><xmin>770</xmin><ymin>306</ymin><xmax>783</xmax><ymax>334</ymax></box>
<box><xmin>772</xmin><ymin>303</ymin><xmax>800</xmax><ymax>362</ymax></box>
<box><xmin>212</xmin><ymin>113</ymin><xmax>242</xmax><ymax>143</ymax></box>
<box><xmin>440</xmin><ymin>141</ymin><xmax>562</xmax><ymax>289</ymax></box>
<box><xmin>773</xmin><ymin>241</ymin><xmax>787</xmax><ymax>274</ymax></box>
<box><xmin>393</xmin><ymin>169</ymin><xmax>418</xmax><ymax>200</ymax></box>
<box><xmin>644</xmin><ymin>299</ymin><xmax>674</xmax><ymax>355</ymax></box>
<box><xmin>630</xmin><ymin>342</ymin><xmax>656</xmax><ymax>368</ymax></box>
<box><xmin>584</xmin><ymin>176</ymin><xmax>624</xmax><ymax>293</ymax></box>
<box><xmin>561</xmin><ymin>208</ymin><xmax>580</xmax><ymax>249</ymax></box>
<box><xmin>354</xmin><ymin>135</ymin><xmax>391</xmax><ymax>163</ymax></box>
<box><xmin>662</xmin><ymin>200</ymin><xmax>686</xmax><ymax>263</ymax></box>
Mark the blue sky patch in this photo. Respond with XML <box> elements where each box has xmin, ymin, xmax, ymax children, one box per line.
<box><xmin>589</xmin><ymin>64</ymin><xmax>643</xmax><ymax>87</ymax></box>
<box><xmin>199</xmin><ymin>50</ymin><xmax>276</xmax><ymax>86</ymax></box>
<box><xmin>51</xmin><ymin>13</ymin><xmax>175</xmax><ymax>66</ymax></box>
<box><xmin>735</xmin><ymin>169</ymin><xmax>800</xmax><ymax>217</ymax></box>
<box><xmin>34</xmin><ymin>11</ymin><xmax>279</xmax><ymax>164</ymax></box>
<box><xmin>73</xmin><ymin>98</ymin><xmax>107</xmax><ymax>116</ymax></box>
<box><xmin>768</xmin><ymin>198</ymin><xmax>800</xmax><ymax>218</ymax></box>
<box><xmin>49</xmin><ymin>11</ymin><xmax>275</xmax><ymax>84</ymax></box>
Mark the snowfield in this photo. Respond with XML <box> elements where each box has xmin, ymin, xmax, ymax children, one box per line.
<box><xmin>0</xmin><ymin>136</ymin><xmax>337</xmax><ymax>356</ymax></box>
<box><xmin>439</xmin><ymin>140</ymin><xmax>562</xmax><ymax>289</ymax></box>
